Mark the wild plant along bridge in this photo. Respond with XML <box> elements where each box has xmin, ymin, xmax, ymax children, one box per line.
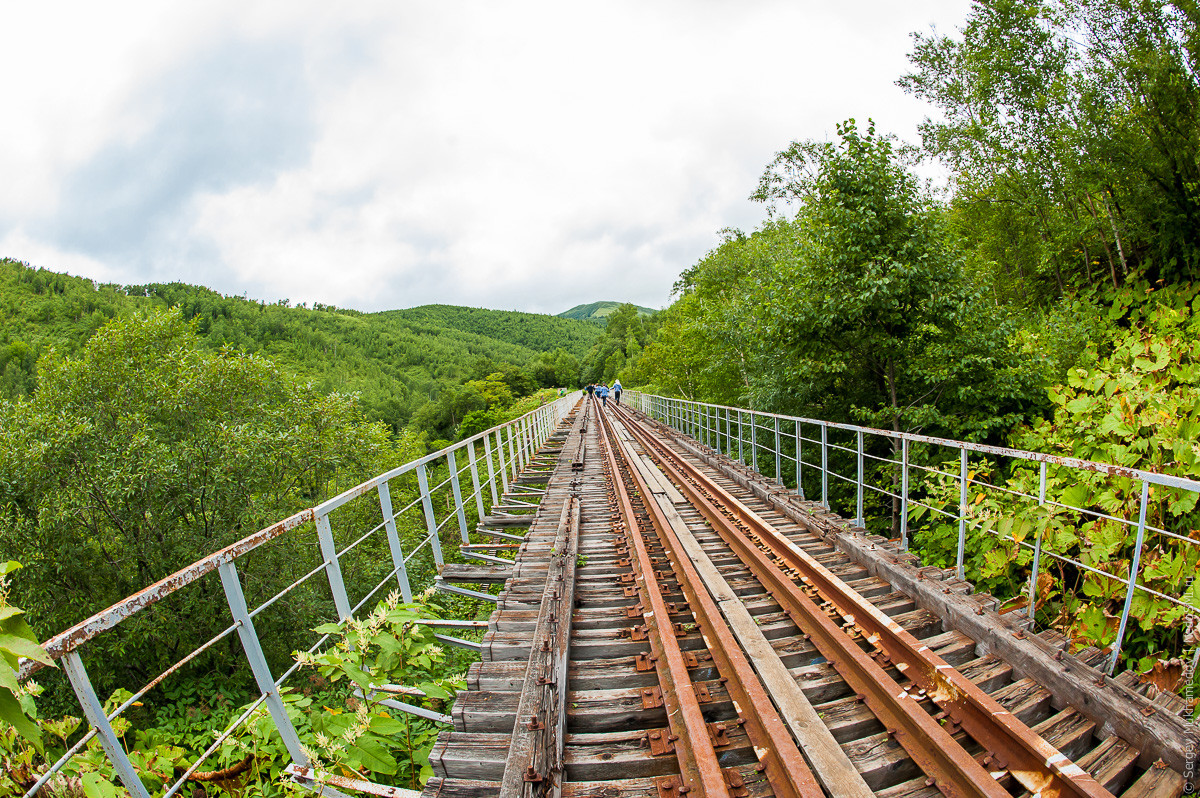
<box><xmin>15</xmin><ymin>392</ymin><xmax>1200</xmax><ymax>798</ymax></box>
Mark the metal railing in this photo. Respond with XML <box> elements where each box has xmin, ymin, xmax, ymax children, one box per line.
<box><xmin>16</xmin><ymin>392</ymin><xmax>581</xmax><ymax>798</ymax></box>
<box><xmin>629</xmin><ymin>391</ymin><xmax>1200</xmax><ymax>676</ymax></box>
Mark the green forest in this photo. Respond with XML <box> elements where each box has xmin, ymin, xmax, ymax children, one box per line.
<box><xmin>2</xmin><ymin>0</ymin><xmax>1199</xmax><ymax>794</ymax></box>
<box><xmin>0</xmin><ymin>260</ymin><xmax>609</xmax><ymax>442</ymax></box>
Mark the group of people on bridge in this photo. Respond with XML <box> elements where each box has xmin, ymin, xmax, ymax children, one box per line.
<box><xmin>585</xmin><ymin>379</ymin><xmax>621</xmax><ymax>407</ymax></box>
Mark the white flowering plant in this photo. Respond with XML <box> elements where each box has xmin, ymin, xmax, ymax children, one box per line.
<box><xmin>297</xmin><ymin>590</ymin><xmax>463</xmax><ymax>789</ymax></box>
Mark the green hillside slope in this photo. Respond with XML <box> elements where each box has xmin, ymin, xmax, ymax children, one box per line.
<box><xmin>387</xmin><ymin>304</ymin><xmax>601</xmax><ymax>359</ymax></box>
<box><xmin>0</xmin><ymin>259</ymin><xmax>583</xmax><ymax>434</ymax></box>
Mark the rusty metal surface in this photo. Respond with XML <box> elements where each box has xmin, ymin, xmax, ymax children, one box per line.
<box><xmin>18</xmin><ymin>508</ymin><xmax>314</xmax><ymax>680</ymax></box>
<box><xmin>596</xmin><ymin>409</ymin><xmax>732</xmax><ymax>798</ymax></box>
<box><xmin>285</xmin><ymin>763</ymin><xmax>421</xmax><ymax>798</ymax></box>
<box><xmin>602</xmin><ymin>412</ymin><xmax>824</xmax><ymax>798</ymax></box>
<box><xmin>618</xmin><ymin>404</ymin><xmax>1116</xmax><ymax>798</ymax></box>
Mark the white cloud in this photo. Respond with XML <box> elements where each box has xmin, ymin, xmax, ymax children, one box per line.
<box><xmin>1</xmin><ymin>0</ymin><xmax>970</xmax><ymax>314</ymax></box>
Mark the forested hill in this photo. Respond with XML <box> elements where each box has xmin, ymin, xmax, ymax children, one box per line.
<box><xmin>0</xmin><ymin>259</ymin><xmax>595</xmax><ymax>435</ymax></box>
<box><xmin>386</xmin><ymin>304</ymin><xmax>601</xmax><ymax>358</ymax></box>
<box><xmin>558</xmin><ymin>300</ymin><xmax>657</xmax><ymax>321</ymax></box>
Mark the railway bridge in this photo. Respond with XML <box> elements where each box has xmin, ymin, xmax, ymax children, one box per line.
<box><xmin>14</xmin><ymin>393</ymin><xmax>1200</xmax><ymax>798</ymax></box>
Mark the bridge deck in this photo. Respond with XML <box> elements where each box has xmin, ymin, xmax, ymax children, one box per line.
<box><xmin>423</xmin><ymin>399</ymin><xmax>1188</xmax><ymax>798</ymax></box>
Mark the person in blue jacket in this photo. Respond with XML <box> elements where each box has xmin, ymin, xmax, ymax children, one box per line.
<box><xmin>613</xmin><ymin>379</ymin><xmax>623</xmax><ymax>405</ymax></box>
<box><xmin>597</xmin><ymin>384</ymin><xmax>609</xmax><ymax>406</ymax></box>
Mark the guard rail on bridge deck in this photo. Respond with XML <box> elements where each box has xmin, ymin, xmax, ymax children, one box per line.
<box><xmin>628</xmin><ymin>391</ymin><xmax>1200</xmax><ymax>677</ymax></box>
<box><xmin>15</xmin><ymin>392</ymin><xmax>581</xmax><ymax>798</ymax></box>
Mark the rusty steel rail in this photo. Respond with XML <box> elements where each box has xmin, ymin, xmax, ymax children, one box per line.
<box><xmin>596</xmin><ymin>407</ymin><xmax>732</xmax><ymax>798</ymax></box>
<box><xmin>600</xmin><ymin>409</ymin><xmax>831</xmax><ymax>798</ymax></box>
<box><xmin>614</xmin><ymin>403</ymin><xmax>1116</xmax><ymax>798</ymax></box>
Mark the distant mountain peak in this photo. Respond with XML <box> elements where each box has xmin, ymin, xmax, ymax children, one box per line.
<box><xmin>557</xmin><ymin>301</ymin><xmax>656</xmax><ymax>321</ymax></box>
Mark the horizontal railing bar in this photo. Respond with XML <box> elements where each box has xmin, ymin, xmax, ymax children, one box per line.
<box><xmin>19</xmin><ymin>508</ymin><xmax>314</xmax><ymax>679</ymax></box>
<box><xmin>433</xmin><ymin>633</ymin><xmax>483</xmax><ymax>651</ymax></box>
<box><xmin>903</xmin><ymin>496</ymin><xmax>959</xmax><ymax>520</ymax></box>
<box><xmin>249</xmin><ymin>562</ymin><xmax>328</xmax><ymax>619</ymax></box>
<box><xmin>336</xmin><ymin>518</ymin><xmax>389</xmax><ymax>559</ymax></box>
<box><xmin>434</xmin><ymin>581</ymin><xmax>497</xmax><ymax>602</ymax></box>
<box><xmin>350</xmin><ymin>566</ymin><xmax>405</xmax><ymax>617</ymax></box>
<box><xmin>404</xmin><ymin>533</ymin><xmax>436</xmax><ymax>563</ymax></box>
<box><xmin>643</xmin><ymin>396</ymin><xmax>1200</xmax><ymax>493</ymax></box>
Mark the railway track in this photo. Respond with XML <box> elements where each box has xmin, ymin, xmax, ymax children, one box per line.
<box><xmin>423</xmin><ymin>398</ymin><xmax>1189</xmax><ymax>798</ymax></box>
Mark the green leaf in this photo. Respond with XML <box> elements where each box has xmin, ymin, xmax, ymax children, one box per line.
<box><xmin>81</xmin><ymin>772</ymin><xmax>117</xmax><ymax>798</ymax></box>
<box><xmin>368</xmin><ymin>715</ymin><xmax>408</xmax><ymax>735</ymax></box>
<box><xmin>0</xmin><ymin>688</ymin><xmax>42</xmax><ymax>751</ymax></box>
<box><xmin>0</xmin><ymin>632</ymin><xmax>55</xmax><ymax>666</ymax></box>
<box><xmin>352</xmin><ymin>734</ymin><xmax>398</xmax><ymax>775</ymax></box>
<box><xmin>415</xmin><ymin>676</ymin><xmax>448</xmax><ymax>696</ymax></box>
<box><xmin>345</xmin><ymin>667</ymin><xmax>375</xmax><ymax>690</ymax></box>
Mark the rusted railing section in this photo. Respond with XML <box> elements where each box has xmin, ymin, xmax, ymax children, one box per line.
<box><xmin>16</xmin><ymin>392</ymin><xmax>582</xmax><ymax>798</ymax></box>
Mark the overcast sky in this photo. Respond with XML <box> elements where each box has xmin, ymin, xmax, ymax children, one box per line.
<box><xmin>1</xmin><ymin>2</ymin><xmax>970</xmax><ymax>315</ymax></box>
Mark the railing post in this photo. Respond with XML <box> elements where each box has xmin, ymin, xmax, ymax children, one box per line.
<box><xmin>217</xmin><ymin>561</ymin><xmax>309</xmax><ymax>764</ymax></box>
<box><xmin>1109</xmin><ymin>480</ymin><xmax>1150</xmax><ymax>674</ymax></box>
<box><xmin>467</xmin><ymin>441</ymin><xmax>486</xmax><ymax>521</ymax></box>
<box><xmin>774</xmin><ymin>416</ymin><xmax>781</xmax><ymax>485</ymax></box>
<box><xmin>956</xmin><ymin>447</ymin><xmax>969</xmax><ymax>581</ymax></box>
<box><xmin>520</xmin><ymin>416</ymin><xmax>530</xmax><ymax>470</ymax></box>
<box><xmin>518</xmin><ymin>417</ymin><xmax>530</xmax><ymax>471</ymax></box>
<box><xmin>900</xmin><ymin>438</ymin><xmax>910</xmax><ymax>552</ymax></box>
<box><xmin>417</xmin><ymin>463</ymin><xmax>445</xmax><ymax>567</ymax></box>
<box><xmin>62</xmin><ymin>652</ymin><xmax>154</xmax><ymax>798</ymax></box>
<box><xmin>738</xmin><ymin>410</ymin><xmax>745</xmax><ymax>464</ymax></box>
<box><xmin>447</xmin><ymin>450</ymin><xmax>469</xmax><ymax>544</ymax></box>
<box><xmin>506</xmin><ymin>426</ymin><xmax>520</xmax><ymax>481</ymax></box>
<box><xmin>520</xmin><ymin>417</ymin><xmax>530</xmax><ymax>468</ymax></box>
<box><xmin>315</xmin><ymin>513</ymin><xmax>352</xmax><ymax>621</ymax></box>
<box><xmin>796</xmin><ymin>419</ymin><xmax>804</xmax><ymax>499</ymax></box>
<box><xmin>378</xmin><ymin>480</ymin><xmax>413</xmax><ymax>603</ymax></box>
<box><xmin>494</xmin><ymin>429</ymin><xmax>509</xmax><ymax>495</ymax></box>
<box><xmin>714</xmin><ymin>407</ymin><xmax>721</xmax><ymax>455</ymax></box>
<box><xmin>856</xmin><ymin>430</ymin><xmax>865</xmax><ymax>528</ymax></box>
<box><xmin>1027</xmin><ymin>462</ymin><xmax>1048</xmax><ymax>621</ymax></box>
<box><xmin>820</xmin><ymin>422</ymin><xmax>829</xmax><ymax>509</ymax></box>
<box><xmin>750</xmin><ymin>411</ymin><xmax>758</xmax><ymax>473</ymax></box>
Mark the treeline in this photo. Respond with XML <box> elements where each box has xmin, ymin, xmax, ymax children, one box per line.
<box><xmin>627</xmin><ymin>0</ymin><xmax>1200</xmax><ymax>673</ymax></box>
<box><xmin>0</xmin><ymin>260</ymin><xmax>601</xmax><ymax>441</ymax></box>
